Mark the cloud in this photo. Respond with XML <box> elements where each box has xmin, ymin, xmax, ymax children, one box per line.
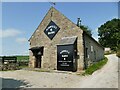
<box><xmin>95</xmin><ymin>28</ymin><xmax>98</xmax><ymax>32</ymax></box>
<box><xmin>16</xmin><ymin>37</ymin><xmax>28</xmax><ymax>43</ymax></box>
<box><xmin>0</xmin><ymin>29</ymin><xmax>21</xmax><ymax>38</ymax></box>
<box><xmin>93</xmin><ymin>36</ymin><xmax>98</xmax><ymax>41</ymax></box>
<box><xmin>22</xmin><ymin>50</ymin><xmax>29</xmax><ymax>55</ymax></box>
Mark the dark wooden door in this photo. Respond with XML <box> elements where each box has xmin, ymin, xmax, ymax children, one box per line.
<box><xmin>57</xmin><ymin>45</ymin><xmax>74</xmax><ymax>71</ymax></box>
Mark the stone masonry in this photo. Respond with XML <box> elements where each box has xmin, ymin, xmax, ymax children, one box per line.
<box><xmin>29</xmin><ymin>7</ymin><xmax>84</xmax><ymax>71</ymax></box>
<box><xmin>29</xmin><ymin>7</ymin><xmax>104</xmax><ymax>71</ymax></box>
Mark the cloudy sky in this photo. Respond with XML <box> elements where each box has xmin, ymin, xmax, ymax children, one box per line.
<box><xmin>1</xmin><ymin>2</ymin><xmax>118</xmax><ymax>56</ymax></box>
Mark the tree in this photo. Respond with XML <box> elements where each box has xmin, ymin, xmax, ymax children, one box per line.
<box><xmin>98</xmin><ymin>18</ymin><xmax>120</xmax><ymax>51</ymax></box>
<box><xmin>80</xmin><ymin>25</ymin><xmax>92</xmax><ymax>36</ymax></box>
<box><xmin>77</xmin><ymin>18</ymin><xmax>92</xmax><ymax>36</ymax></box>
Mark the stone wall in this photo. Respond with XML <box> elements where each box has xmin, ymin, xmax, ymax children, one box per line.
<box><xmin>29</xmin><ymin>7</ymin><xmax>84</xmax><ymax>71</ymax></box>
<box><xmin>83</xmin><ymin>32</ymin><xmax>104</xmax><ymax>68</ymax></box>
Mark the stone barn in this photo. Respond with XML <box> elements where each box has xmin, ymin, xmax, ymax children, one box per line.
<box><xmin>28</xmin><ymin>7</ymin><xmax>104</xmax><ymax>72</ymax></box>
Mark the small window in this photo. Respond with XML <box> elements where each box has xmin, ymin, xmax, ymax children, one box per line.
<box><xmin>91</xmin><ymin>46</ymin><xmax>93</xmax><ymax>52</ymax></box>
<box><xmin>85</xmin><ymin>48</ymin><xmax>88</xmax><ymax>58</ymax></box>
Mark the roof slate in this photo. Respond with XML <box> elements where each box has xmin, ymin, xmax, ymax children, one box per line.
<box><xmin>58</xmin><ymin>36</ymin><xmax>77</xmax><ymax>45</ymax></box>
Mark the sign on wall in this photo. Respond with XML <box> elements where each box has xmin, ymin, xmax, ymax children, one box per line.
<box><xmin>44</xmin><ymin>21</ymin><xmax>60</xmax><ymax>40</ymax></box>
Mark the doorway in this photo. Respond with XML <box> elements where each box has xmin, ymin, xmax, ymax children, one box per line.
<box><xmin>29</xmin><ymin>46</ymin><xmax>44</xmax><ymax>68</ymax></box>
<box><xmin>35</xmin><ymin>55</ymin><xmax>42</xmax><ymax>68</ymax></box>
<box><xmin>84</xmin><ymin>47</ymin><xmax>88</xmax><ymax>69</ymax></box>
<box><xmin>57</xmin><ymin>36</ymin><xmax>77</xmax><ymax>72</ymax></box>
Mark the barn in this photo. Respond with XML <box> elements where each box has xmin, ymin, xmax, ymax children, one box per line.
<box><xmin>28</xmin><ymin>7</ymin><xmax>104</xmax><ymax>72</ymax></box>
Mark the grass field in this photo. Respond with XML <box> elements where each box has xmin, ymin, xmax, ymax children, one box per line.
<box><xmin>16</xmin><ymin>56</ymin><xmax>29</xmax><ymax>61</ymax></box>
<box><xmin>0</xmin><ymin>55</ymin><xmax>29</xmax><ymax>61</ymax></box>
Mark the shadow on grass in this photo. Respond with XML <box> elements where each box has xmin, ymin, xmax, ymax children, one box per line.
<box><xmin>1</xmin><ymin>77</ymin><xmax>31</xmax><ymax>89</ymax></box>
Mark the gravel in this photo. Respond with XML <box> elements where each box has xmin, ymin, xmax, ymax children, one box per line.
<box><xmin>0</xmin><ymin>54</ymin><xmax>118</xmax><ymax>88</ymax></box>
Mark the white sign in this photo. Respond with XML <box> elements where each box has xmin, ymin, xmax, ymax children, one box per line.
<box><xmin>60</xmin><ymin>50</ymin><xmax>70</xmax><ymax>54</ymax></box>
<box><xmin>45</xmin><ymin>25</ymin><xmax>57</xmax><ymax>31</ymax></box>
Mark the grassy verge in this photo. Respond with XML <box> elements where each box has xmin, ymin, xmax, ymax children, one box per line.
<box><xmin>83</xmin><ymin>57</ymin><xmax>108</xmax><ymax>75</ymax></box>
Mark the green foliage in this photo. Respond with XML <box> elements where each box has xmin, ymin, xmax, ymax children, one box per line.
<box><xmin>116</xmin><ymin>50</ymin><xmax>120</xmax><ymax>58</ymax></box>
<box><xmin>83</xmin><ymin>57</ymin><xmax>108</xmax><ymax>75</ymax></box>
<box><xmin>98</xmin><ymin>18</ymin><xmax>120</xmax><ymax>51</ymax></box>
<box><xmin>104</xmin><ymin>51</ymin><xmax>112</xmax><ymax>55</ymax></box>
<box><xmin>116</xmin><ymin>44</ymin><xmax>120</xmax><ymax>57</ymax></box>
<box><xmin>80</xmin><ymin>25</ymin><xmax>92</xmax><ymax>36</ymax></box>
<box><xmin>104</xmin><ymin>50</ymin><xmax>116</xmax><ymax>55</ymax></box>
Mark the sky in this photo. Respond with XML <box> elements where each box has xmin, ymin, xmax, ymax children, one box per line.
<box><xmin>1</xmin><ymin>2</ymin><xmax>118</xmax><ymax>56</ymax></box>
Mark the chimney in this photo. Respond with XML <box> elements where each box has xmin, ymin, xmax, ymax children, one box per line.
<box><xmin>77</xmin><ymin>18</ymin><xmax>81</xmax><ymax>27</ymax></box>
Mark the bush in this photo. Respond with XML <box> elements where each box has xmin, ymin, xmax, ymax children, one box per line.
<box><xmin>83</xmin><ymin>57</ymin><xmax>108</xmax><ymax>75</ymax></box>
<box><xmin>104</xmin><ymin>50</ymin><xmax>116</xmax><ymax>55</ymax></box>
<box><xmin>104</xmin><ymin>51</ymin><xmax>112</xmax><ymax>55</ymax></box>
<box><xmin>116</xmin><ymin>50</ymin><xmax>120</xmax><ymax>58</ymax></box>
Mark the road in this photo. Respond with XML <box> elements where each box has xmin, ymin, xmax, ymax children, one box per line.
<box><xmin>0</xmin><ymin>54</ymin><xmax>119</xmax><ymax>88</ymax></box>
<box><xmin>73</xmin><ymin>54</ymin><xmax>118</xmax><ymax>88</ymax></box>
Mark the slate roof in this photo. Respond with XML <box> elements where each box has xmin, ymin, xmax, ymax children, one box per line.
<box><xmin>29</xmin><ymin>46</ymin><xmax>43</xmax><ymax>50</ymax></box>
<box><xmin>58</xmin><ymin>36</ymin><xmax>77</xmax><ymax>45</ymax></box>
